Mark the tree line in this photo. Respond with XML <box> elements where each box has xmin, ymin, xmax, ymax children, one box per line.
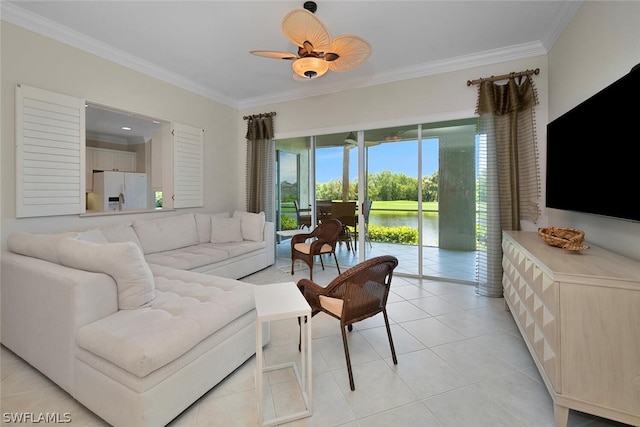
<box><xmin>313</xmin><ymin>170</ymin><xmax>439</xmax><ymax>202</ymax></box>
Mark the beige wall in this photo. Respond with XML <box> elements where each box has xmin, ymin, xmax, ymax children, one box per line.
<box><xmin>4</xmin><ymin>1</ymin><xmax>638</xmax><ymax>261</ymax></box>
<box><xmin>546</xmin><ymin>1</ymin><xmax>640</xmax><ymax>260</ymax></box>
<box><xmin>239</xmin><ymin>56</ymin><xmax>549</xmax><ymax>229</ymax></box>
<box><xmin>1</xmin><ymin>22</ymin><xmax>239</xmax><ymax>247</ymax></box>
<box><xmin>241</xmin><ymin>58</ymin><xmax>548</xmax><ymax>140</ymax></box>
<box><xmin>241</xmin><ymin>1</ymin><xmax>640</xmax><ymax>262</ymax></box>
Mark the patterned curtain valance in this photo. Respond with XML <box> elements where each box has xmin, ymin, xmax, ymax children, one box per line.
<box><xmin>244</xmin><ymin>112</ymin><xmax>276</xmax><ymax>141</ymax></box>
<box><xmin>477</xmin><ymin>76</ymin><xmax>538</xmax><ymax>116</ymax></box>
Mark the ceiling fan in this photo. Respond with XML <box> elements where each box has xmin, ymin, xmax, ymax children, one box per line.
<box><xmin>250</xmin><ymin>1</ymin><xmax>372</xmax><ymax>81</ymax></box>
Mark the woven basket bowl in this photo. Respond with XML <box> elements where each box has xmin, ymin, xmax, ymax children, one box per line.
<box><xmin>538</xmin><ymin>227</ymin><xmax>590</xmax><ymax>251</ymax></box>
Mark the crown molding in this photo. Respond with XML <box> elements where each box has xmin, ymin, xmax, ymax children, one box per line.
<box><xmin>237</xmin><ymin>41</ymin><xmax>548</xmax><ymax>109</ymax></box>
<box><xmin>1</xmin><ymin>2</ymin><xmax>238</xmax><ymax>108</ymax></box>
<box><xmin>540</xmin><ymin>0</ymin><xmax>582</xmax><ymax>51</ymax></box>
<box><xmin>3</xmin><ymin>1</ymin><xmax>572</xmax><ymax>110</ymax></box>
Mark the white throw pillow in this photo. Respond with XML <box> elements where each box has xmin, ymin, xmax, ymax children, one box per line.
<box><xmin>232</xmin><ymin>210</ymin><xmax>265</xmax><ymax>242</ymax></box>
<box><xmin>99</xmin><ymin>222</ymin><xmax>143</xmax><ymax>250</ymax></box>
<box><xmin>132</xmin><ymin>213</ymin><xmax>199</xmax><ymax>254</ymax></box>
<box><xmin>76</xmin><ymin>228</ymin><xmax>109</xmax><ymax>244</ymax></box>
<box><xmin>210</xmin><ymin>216</ymin><xmax>243</xmax><ymax>243</ymax></box>
<box><xmin>7</xmin><ymin>232</ymin><xmax>78</xmax><ymax>264</ymax></box>
<box><xmin>58</xmin><ymin>238</ymin><xmax>156</xmax><ymax>310</ymax></box>
<box><xmin>195</xmin><ymin>212</ymin><xmax>230</xmax><ymax>243</ymax></box>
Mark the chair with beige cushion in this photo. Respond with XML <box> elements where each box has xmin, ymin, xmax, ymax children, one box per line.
<box><xmin>296</xmin><ymin>255</ymin><xmax>399</xmax><ymax>390</ymax></box>
<box><xmin>290</xmin><ymin>218</ymin><xmax>342</xmax><ymax>280</ymax></box>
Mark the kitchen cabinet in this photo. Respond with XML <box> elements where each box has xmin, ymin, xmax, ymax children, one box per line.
<box><xmin>86</xmin><ymin>147</ymin><xmax>136</xmax><ymax>191</ymax></box>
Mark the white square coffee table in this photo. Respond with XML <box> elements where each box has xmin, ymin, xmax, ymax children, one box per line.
<box><xmin>254</xmin><ymin>282</ymin><xmax>312</xmax><ymax>426</ymax></box>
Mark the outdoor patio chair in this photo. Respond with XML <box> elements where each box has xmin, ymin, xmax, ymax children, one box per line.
<box><xmin>331</xmin><ymin>201</ymin><xmax>357</xmax><ymax>251</ymax></box>
<box><xmin>297</xmin><ymin>255</ymin><xmax>399</xmax><ymax>390</ymax></box>
<box><xmin>316</xmin><ymin>200</ymin><xmax>333</xmax><ymax>224</ymax></box>
<box><xmin>290</xmin><ymin>218</ymin><xmax>342</xmax><ymax>280</ymax></box>
<box><xmin>294</xmin><ymin>200</ymin><xmax>312</xmax><ymax>229</ymax></box>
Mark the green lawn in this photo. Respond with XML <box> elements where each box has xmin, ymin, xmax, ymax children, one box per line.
<box><xmin>281</xmin><ymin>200</ymin><xmax>438</xmax><ymax>213</ymax></box>
<box><xmin>369</xmin><ymin>200</ymin><xmax>438</xmax><ymax>212</ymax></box>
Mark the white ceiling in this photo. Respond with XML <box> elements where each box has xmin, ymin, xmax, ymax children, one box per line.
<box><xmin>3</xmin><ymin>1</ymin><xmax>582</xmax><ymax>110</ymax></box>
<box><xmin>85</xmin><ymin>104</ymin><xmax>164</xmax><ymax>144</ymax></box>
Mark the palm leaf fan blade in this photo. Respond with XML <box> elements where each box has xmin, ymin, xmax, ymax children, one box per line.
<box><xmin>281</xmin><ymin>9</ymin><xmax>331</xmax><ymax>53</ymax></box>
<box><xmin>326</xmin><ymin>35</ymin><xmax>372</xmax><ymax>72</ymax></box>
<box><xmin>250</xmin><ymin>50</ymin><xmax>298</xmax><ymax>60</ymax></box>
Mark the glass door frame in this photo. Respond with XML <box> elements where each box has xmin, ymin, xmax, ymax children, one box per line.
<box><xmin>355</xmin><ymin>126</ymin><xmax>425</xmax><ymax>276</ymax></box>
<box><xmin>275</xmin><ymin>114</ymin><xmax>479</xmax><ymax>283</ymax></box>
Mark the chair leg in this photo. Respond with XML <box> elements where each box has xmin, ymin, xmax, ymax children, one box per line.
<box><xmin>333</xmin><ymin>253</ymin><xmax>341</xmax><ymax>274</ymax></box>
<box><xmin>298</xmin><ymin>316</ymin><xmax>301</xmax><ymax>351</ymax></box>
<box><xmin>341</xmin><ymin>324</ymin><xmax>356</xmax><ymax>391</ymax></box>
<box><xmin>299</xmin><ymin>312</ymin><xmax>317</xmax><ymax>352</ymax></box>
<box><xmin>383</xmin><ymin>309</ymin><xmax>398</xmax><ymax>365</ymax></box>
<box><xmin>297</xmin><ymin>315</ymin><xmax>306</xmax><ymax>352</ymax></box>
<box><xmin>352</xmin><ymin>229</ymin><xmax>356</xmax><ymax>252</ymax></box>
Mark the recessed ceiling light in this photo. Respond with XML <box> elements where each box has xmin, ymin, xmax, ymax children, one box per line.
<box><xmin>121</xmin><ymin>126</ymin><xmax>132</xmax><ymax>131</ymax></box>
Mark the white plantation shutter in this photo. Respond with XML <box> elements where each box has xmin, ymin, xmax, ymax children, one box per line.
<box><xmin>16</xmin><ymin>85</ymin><xmax>85</xmax><ymax>217</ymax></box>
<box><xmin>172</xmin><ymin>123</ymin><xmax>203</xmax><ymax>208</ymax></box>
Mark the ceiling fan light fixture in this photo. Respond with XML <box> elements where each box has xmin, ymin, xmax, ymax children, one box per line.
<box><xmin>292</xmin><ymin>57</ymin><xmax>328</xmax><ymax>79</ymax></box>
<box><xmin>251</xmin><ymin>2</ymin><xmax>371</xmax><ymax>81</ymax></box>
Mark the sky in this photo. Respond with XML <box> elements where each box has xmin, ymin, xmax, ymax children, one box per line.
<box><xmin>314</xmin><ymin>139</ymin><xmax>439</xmax><ymax>183</ymax></box>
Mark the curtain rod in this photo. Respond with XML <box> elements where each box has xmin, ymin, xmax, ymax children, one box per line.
<box><xmin>243</xmin><ymin>112</ymin><xmax>277</xmax><ymax>120</ymax></box>
<box><xmin>466</xmin><ymin>68</ymin><xmax>540</xmax><ymax>87</ymax></box>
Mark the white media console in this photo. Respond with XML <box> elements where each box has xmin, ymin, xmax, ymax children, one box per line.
<box><xmin>502</xmin><ymin>230</ymin><xmax>640</xmax><ymax>427</ymax></box>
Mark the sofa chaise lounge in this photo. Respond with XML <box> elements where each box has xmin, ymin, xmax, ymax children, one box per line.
<box><xmin>1</xmin><ymin>210</ymin><xmax>275</xmax><ymax>427</ymax></box>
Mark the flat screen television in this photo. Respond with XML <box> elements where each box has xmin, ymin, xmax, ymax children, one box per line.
<box><xmin>546</xmin><ymin>64</ymin><xmax>640</xmax><ymax>222</ymax></box>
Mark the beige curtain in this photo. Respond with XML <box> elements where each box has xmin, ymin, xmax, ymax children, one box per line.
<box><xmin>245</xmin><ymin>114</ymin><xmax>275</xmax><ymax>222</ymax></box>
<box><xmin>475</xmin><ymin>75</ymin><xmax>540</xmax><ymax>297</ymax></box>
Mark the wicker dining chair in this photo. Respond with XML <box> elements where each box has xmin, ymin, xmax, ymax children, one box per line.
<box><xmin>294</xmin><ymin>200</ymin><xmax>312</xmax><ymax>229</ymax></box>
<box><xmin>297</xmin><ymin>255</ymin><xmax>399</xmax><ymax>390</ymax></box>
<box><xmin>290</xmin><ymin>218</ymin><xmax>342</xmax><ymax>280</ymax></box>
<box><xmin>331</xmin><ymin>201</ymin><xmax>357</xmax><ymax>251</ymax></box>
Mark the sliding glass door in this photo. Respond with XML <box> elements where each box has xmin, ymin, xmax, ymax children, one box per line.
<box><xmin>362</xmin><ymin>125</ymin><xmax>420</xmax><ymax>275</ymax></box>
<box><xmin>275</xmin><ymin>118</ymin><xmax>480</xmax><ymax>283</ymax></box>
<box><xmin>275</xmin><ymin>137</ymin><xmax>311</xmax><ymax>236</ymax></box>
<box><xmin>420</xmin><ymin>119</ymin><xmax>478</xmax><ymax>282</ymax></box>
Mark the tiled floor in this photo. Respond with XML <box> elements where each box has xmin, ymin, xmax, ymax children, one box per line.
<box><xmin>1</xmin><ymin>258</ymin><xmax>632</xmax><ymax>427</ymax></box>
<box><xmin>277</xmin><ymin>238</ymin><xmax>479</xmax><ymax>284</ymax></box>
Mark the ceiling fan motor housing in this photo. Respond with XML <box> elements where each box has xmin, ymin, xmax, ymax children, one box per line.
<box><xmin>303</xmin><ymin>1</ymin><xmax>317</xmax><ymax>13</ymax></box>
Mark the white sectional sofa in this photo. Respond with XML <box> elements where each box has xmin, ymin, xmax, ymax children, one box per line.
<box><xmin>1</xmin><ymin>211</ymin><xmax>275</xmax><ymax>427</ymax></box>
<box><xmin>110</xmin><ymin>210</ymin><xmax>275</xmax><ymax>279</ymax></box>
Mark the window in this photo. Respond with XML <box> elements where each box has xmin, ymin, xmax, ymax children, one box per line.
<box><xmin>274</xmin><ymin>118</ymin><xmax>480</xmax><ymax>282</ymax></box>
<box><xmin>15</xmin><ymin>84</ymin><xmax>203</xmax><ymax>217</ymax></box>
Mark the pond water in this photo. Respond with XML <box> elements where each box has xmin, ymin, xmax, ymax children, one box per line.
<box><xmin>282</xmin><ymin>208</ymin><xmax>440</xmax><ymax>246</ymax></box>
<box><xmin>369</xmin><ymin>210</ymin><xmax>439</xmax><ymax>246</ymax></box>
